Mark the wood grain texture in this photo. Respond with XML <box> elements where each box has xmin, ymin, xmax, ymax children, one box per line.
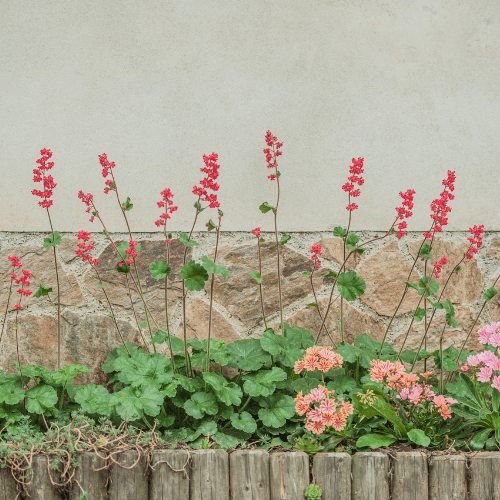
<box><xmin>0</xmin><ymin>466</ymin><xmax>19</xmax><ymax>500</ymax></box>
<box><xmin>469</xmin><ymin>451</ymin><xmax>500</xmax><ymax>500</ymax></box>
<box><xmin>352</xmin><ymin>452</ymin><xmax>390</xmax><ymax>500</ymax></box>
<box><xmin>108</xmin><ymin>450</ymin><xmax>148</xmax><ymax>500</ymax></box>
<box><xmin>313</xmin><ymin>452</ymin><xmax>351</xmax><ymax>500</ymax></box>
<box><xmin>428</xmin><ymin>455</ymin><xmax>467</xmax><ymax>500</ymax></box>
<box><xmin>269</xmin><ymin>452</ymin><xmax>309</xmax><ymax>500</ymax></box>
<box><xmin>230</xmin><ymin>449</ymin><xmax>270</xmax><ymax>500</ymax></box>
<box><xmin>150</xmin><ymin>449</ymin><xmax>190</xmax><ymax>500</ymax></box>
<box><xmin>190</xmin><ymin>449</ymin><xmax>229</xmax><ymax>500</ymax></box>
<box><xmin>392</xmin><ymin>452</ymin><xmax>428</xmax><ymax>500</ymax></box>
<box><xmin>71</xmin><ymin>452</ymin><xmax>107</xmax><ymax>500</ymax></box>
<box><xmin>25</xmin><ymin>455</ymin><xmax>63</xmax><ymax>500</ymax></box>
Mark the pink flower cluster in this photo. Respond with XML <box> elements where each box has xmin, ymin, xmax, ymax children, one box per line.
<box><xmin>193</xmin><ymin>153</ymin><xmax>220</xmax><ymax>208</ymax></box>
<box><xmin>310</xmin><ymin>243</ymin><xmax>322</xmax><ymax>269</ymax></box>
<box><xmin>252</xmin><ymin>227</ymin><xmax>261</xmax><ymax>238</ymax></box>
<box><xmin>395</xmin><ymin>189</ymin><xmax>416</xmax><ymax>238</ymax></box>
<box><xmin>342</xmin><ymin>157</ymin><xmax>364</xmax><ymax>211</ymax></box>
<box><xmin>423</xmin><ymin>170</ymin><xmax>455</xmax><ymax>238</ymax></box>
<box><xmin>294</xmin><ymin>385</ymin><xmax>354</xmax><ymax>434</ymax></box>
<box><xmin>99</xmin><ymin>153</ymin><xmax>116</xmax><ymax>195</ymax></box>
<box><xmin>369</xmin><ymin>359</ymin><xmax>419</xmax><ymax>391</ymax></box>
<box><xmin>433</xmin><ymin>255</ymin><xmax>448</xmax><ymax>279</ymax></box>
<box><xmin>264</xmin><ymin>131</ymin><xmax>283</xmax><ymax>181</ymax></box>
<box><xmin>466</xmin><ymin>224</ymin><xmax>484</xmax><ymax>260</ymax></box>
<box><xmin>124</xmin><ymin>239</ymin><xmax>138</xmax><ymax>265</ymax></box>
<box><xmin>32</xmin><ymin>149</ymin><xmax>57</xmax><ymax>209</ymax></box>
<box><xmin>78</xmin><ymin>191</ymin><xmax>95</xmax><ymax>223</ymax></box>
<box><xmin>294</xmin><ymin>345</ymin><xmax>343</xmax><ymax>374</ymax></box>
<box><xmin>9</xmin><ymin>256</ymin><xmax>32</xmax><ymax>310</ymax></box>
<box><xmin>75</xmin><ymin>231</ymin><xmax>99</xmax><ymax>266</ymax></box>
<box><xmin>155</xmin><ymin>188</ymin><xmax>178</xmax><ymax>227</ymax></box>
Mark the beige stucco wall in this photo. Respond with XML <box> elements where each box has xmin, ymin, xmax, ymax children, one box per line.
<box><xmin>1</xmin><ymin>0</ymin><xmax>499</xmax><ymax>232</ymax></box>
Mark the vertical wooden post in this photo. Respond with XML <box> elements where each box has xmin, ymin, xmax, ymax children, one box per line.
<box><xmin>71</xmin><ymin>452</ymin><xmax>107</xmax><ymax>500</ymax></box>
<box><xmin>230</xmin><ymin>449</ymin><xmax>270</xmax><ymax>500</ymax></box>
<box><xmin>428</xmin><ymin>455</ymin><xmax>467</xmax><ymax>500</ymax></box>
<box><xmin>0</xmin><ymin>466</ymin><xmax>19</xmax><ymax>500</ymax></box>
<box><xmin>352</xmin><ymin>452</ymin><xmax>390</xmax><ymax>500</ymax></box>
<box><xmin>269</xmin><ymin>451</ymin><xmax>309</xmax><ymax>500</ymax></box>
<box><xmin>190</xmin><ymin>449</ymin><xmax>229</xmax><ymax>500</ymax></box>
<box><xmin>25</xmin><ymin>455</ymin><xmax>63</xmax><ymax>500</ymax></box>
<box><xmin>392</xmin><ymin>452</ymin><xmax>428</xmax><ymax>500</ymax></box>
<box><xmin>150</xmin><ymin>449</ymin><xmax>190</xmax><ymax>500</ymax></box>
<box><xmin>312</xmin><ymin>452</ymin><xmax>351</xmax><ymax>500</ymax></box>
<box><xmin>108</xmin><ymin>450</ymin><xmax>148</xmax><ymax>500</ymax></box>
<box><xmin>469</xmin><ymin>451</ymin><xmax>500</xmax><ymax>500</ymax></box>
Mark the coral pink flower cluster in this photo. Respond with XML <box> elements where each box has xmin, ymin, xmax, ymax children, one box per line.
<box><xmin>310</xmin><ymin>243</ymin><xmax>322</xmax><ymax>269</ymax></box>
<box><xmin>462</xmin><ymin>323</ymin><xmax>500</xmax><ymax>391</ymax></box>
<box><xmin>433</xmin><ymin>255</ymin><xmax>448</xmax><ymax>279</ymax></box>
<box><xmin>9</xmin><ymin>256</ymin><xmax>32</xmax><ymax>310</ymax></box>
<box><xmin>193</xmin><ymin>153</ymin><xmax>220</xmax><ymax>208</ymax></box>
<box><xmin>397</xmin><ymin>382</ymin><xmax>457</xmax><ymax>420</ymax></box>
<box><xmin>395</xmin><ymin>189</ymin><xmax>416</xmax><ymax>238</ymax></box>
<box><xmin>123</xmin><ymin>239</ymin><xmax>138</xmax><ymax>265</ymax></box>
<box><xmin>252</xmin><ymin>227</ymin><xmax>261</xmax><ymax>238</ymax></box>
<box><xmin>294</xmin><ymin>345</ymin><xmax>343</xmax><ymax>374</ymax></box>
<box><xmin>32</xmin><ymin>149</ymin><xmax>57</xmax><ymax>209</ymax></box>
<box><xmin>99</xmin><ymin>153</ymin><xmax>116</xmax><ymax>195</ymax></box>
<box><xmin>369</xmin><ymin>359</ymin><xmax>419</xmax><ymax>391</ymax></box>
<box><xmin>155</xmin><ymin>188</ymin><xmax>178</xmax><ymax>227</ymax></box>
<box><xmin>342</xmin><ymin>157</ymin><xmax>364</xmax><ymax>211</ymax></box>
<box><xmin>77</xmin><ymin>191</ymin><xmax>96</xmax><ymax>223</ymax></box>
<box><xmin>75</xmin><ymin>231</ymin><xmax>99</xmax><ymax>266</ymax></box>
<box><xmin>466</xmin><ymin>224</ymin><xmax>484</xmax><ymax>260</ymax></box>
<box><xmin>423</xmin><ymin>170</ymin><xmax>455</xmax><ymax>238</ymax></box>
<box><xmin>294</xmin><ymin>385</ymin><xmax>354</xmax><ymax>434</ymax></box>
<box><xmin>263</xmin><ymin>131</ymin><xmax>283</xmax><ymax>181</ymax></box>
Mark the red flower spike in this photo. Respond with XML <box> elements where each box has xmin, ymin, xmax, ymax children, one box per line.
<box><xmin>264</xmin><ymin>131</ymin><xmax>283</xmax><ymax>182</ymax></box>
<box><xmin>311</xmin><ymin>243</ymin><xmax>322</xmax><ymax>269</ymax></box>
<box><xmin>155</xmin><ymin>188</ymin><xmax>178</xmax><ymax>227</ymax></box>
<box><xmin>193</xmin><ymin>153</ymin><xmax>221</xmax><ymax>208</ymax></box>
<box><xmin>424</xmin><ymin>171</ymin><xmax>456</xmax><ymax>239</ymax></box>
<box><xmin>252</xmin><ymin>228</ymin><xmax>261</xmax><ymax>238</ymax></box>
<box><xmin>32</xmin><ymin>149</ymin><xmax>56</xmax><ymax>209</ymax></box>
<box><xmin>394</xmin><ymin>189</ymin><xmax>416</xmax><ymax>238</ymax></box>
<box><xmin>343</xmin><ymin>158</ymin><xmax>364</xmax><ymax>211</ymax></box>
<box><xmin>75</xmin><ymin>231</ymin><xmax>99</xmax><ymax>266</ymax></box>
<box><xmin>466</xmin><ymin>224</ymin><xmax>484</xmax><ymax>259</ymax></box>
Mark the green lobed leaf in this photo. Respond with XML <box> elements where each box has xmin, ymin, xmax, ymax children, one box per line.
<box><xmin>184</xmin><ymin>392</ymin><xmax>218</xmax><ymax>419</ymax></box>
<box><xmin>484</xmin><ymin>287</ymin><xmax>498</xmax><ymax>303</ymax></box>
<box><xmin>43</xmin><ymin>231</ymin><xmax>62</xmax><ymax>248</ymax></box>
<box><xmin>207</xmin><ymin>219</ymin><xmax>217</xmax><ymax>231</ymax></box>
<box><xmin>203</xmin><ymin>372</ymin><xmax>242</xmax><ymax>406</ymax></box>
<box><xmin>260</xmin><ymin>329</ymin><xmax>290</xmax><ymax>355</ymax></box>
<box><xmin>179</xmin><ymin>232</ymin><xmax>199</xmax><ymax>247</ymax></box>
<box><xmin>259</xmin><ymin>202</ymin><xmax>275</xmax><ymax>214</ymax></box>
<box><xmin>25</xmin><ymin>385</ymin><xmax>58</xmax><ymax>414</ymax></box>
<box><xmin>345</xmin><ymin>232</ymin><xmax>359</xmax><ymax>251</ymax></box>
<box><xmin>283</xmin><ymin>324</ymin><xmax>315</xmax><ymax>349</ymax></box>
<box><xmin>419</xmin><ymin>243</ymin><xmax>433</xmax><ymax>260</ymax></box>
<box><xmin>181</xmin><ymin>261</ymin><xmax>209</xmax><ymax>291</ymax></box>
<box><xmin>414</xmin><ymin>308</ymin><xmax>425</xmax><ymax>322</ymax></box>
<box><xmin>121</xmin><ymin>196</ymin><xmax>133</xmax><ymax>211</ymax></box>
<box><xmin>417</xmin><ymin>277</ymin><xmax>439</xmax><ymax>297</ymax></box>
<box><xmin>149</xmin><ymin>261</ymin><xmax>171</xmax><ymax>279</ymax></box>
<box><xmin>113</xmin><ymin>385</ymin><xmax>164</xmax><ymax>420</ymax></box>
<box><xmin>113</xmin><ymin>351</ymin><xmax>173</xmax><ymax>389</ymax></box>
<box><xmin>115</xmin><ymin>262</ymin><xmax>131</xmax><ymax>273</ymax></box>
<box><xmin>226</xmin><ymin>339</ymin><xmax>271</xmax><ymax>371</ymax></box>
<box><xmin>278</xmin><ymin>234</ymin><xmax>291</xmax><ymax>245</ymax></box>
<box><xmin>250</xmin><ymin>270</ymin><xmax>263</xmax><ymax>283</ymax></box>
<box><xmin>243</xmin><ymin>367</ymin><xmax>287</xmax><ymax>397</ymax></box>
<box><xmin>73</xmin><ymin>384</ymin><xmax>113</xmax><ymax>416</ymax></box>
<box><xmin>333</xmin><ymin>227</ymin><xmax>347</xmax><ymax>238</ymax></box>
<box><xmin>258</xmin><ymin>394</ymin><xmax>295</xmax><ymax>428</ymax></box>
<box><xmin>201</xmin><ymin>255</ymin><xmax>229</xmax><ymax>280</ymax></box>
<box><xmin>231</xmin><ymin>411</ymin><xmax>257</xmax><ymax>433</ymax></box>
<box><xmin>337</xmin><ymin>271</ymin><xmax>366</xmax><ymax>301</ymax></box>
<box><xmin>0</xmin><ymin>384</ymin><xmax>25</xmax><ymax>405</ymax></box>
<box><xmin>33</xmin><ymin>285</ymin><xmax>52</xmax><ymax>298</ymax></box>
<box><xmin>323</xmin><ymin>271</ymin><xmax>338</xmax><ymax>278</ymax></box>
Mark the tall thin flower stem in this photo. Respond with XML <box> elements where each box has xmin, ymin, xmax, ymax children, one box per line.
<box><xmin>309</xmin><ymin>268</ymin><xmax>336</xmax><ymax>347</ymax></box>
<box><xmin>424</xmin><ymin>259</ymin><xmax>428</xmax><ymax>372</ymax></box>
<box><xmin>205</xmin><ymin>221</ymin><xmax>221</xmax><ymax>372</ymax></box>
<box><xmin>13</xmin><ymin>304</ymin><xmax>25</xmax><ymax>394</ymax></box>
<box><xmin>90</xmin><ymin>265</ymin><xmax>130</xmax><ymax>355</ymax></box>
<box><xmin>316</xmin><ymin>218</ymin><xmax>400</xmax><ymax>343</ymax></box>
<box><xmin>256</xmin><ymin>238</ymin><xmax>268</xmax><ymax>329</ymax></box>
<box><xmin>162</xmin><ymin>232</ymin><xmax>175</xmax><ymax>371</ymax></box>
<box><xmin>341</xmin><ymin>195</ymin><xmax>353</xmax><ymax>344</ymax></box>
<box><xmin>0</xmin><ymin>280</ymin><xmax>13</xmax><ymax>345</ymax></box>
<box><xmin>45</xmin><ymin>207</ymin><xmax>61</xmax><ymax>369</ymax></box>
<box><xmin>273</xmin><ymin>182</ymin><xmax>284</xmax><ymax>336</ymax></box>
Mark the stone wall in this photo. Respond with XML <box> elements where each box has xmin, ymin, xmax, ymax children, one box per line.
<box><xmin>0</xmin><ymin>230</ymin><xmax>497</xmax><ymax>382</ymax></box>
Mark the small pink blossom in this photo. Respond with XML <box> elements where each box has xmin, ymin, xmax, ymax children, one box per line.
<box><xmin>477</xmin><ymin>366</ymin><xmax>493</xmax><ymax>383</ymax></box>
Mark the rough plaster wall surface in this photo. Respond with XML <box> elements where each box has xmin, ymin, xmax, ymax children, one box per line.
<box><xmin>0</xmin><ymin>0</ymin><xmax>499</xmax><ymax>231</ymax></box>
<box><xmin>0</xmin><ymin>230</ymin><xmax>497</xmax><ymax>381</ymax></box>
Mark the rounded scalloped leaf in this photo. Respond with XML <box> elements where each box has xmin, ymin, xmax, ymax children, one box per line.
<box><xmin>180</xmin><ymin>261</ymin><xmax>209</xmax><ymax>291</ymax></box>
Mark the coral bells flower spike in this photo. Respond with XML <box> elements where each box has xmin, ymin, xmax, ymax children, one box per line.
<box><xmin>78</xmin><ymin>191</ymin><xmax>96</xmax><ymax>222</ymax></box>
<box><xmin>124</xmin><ymin>239</ymin><xmax>138</xmax><ymax>265</ymax></box>
<box><xmin>433</xmin><ymin>255</ymin><xmax>448</xmax><ymax>279</ymax></box>
<box><xmin>424</xmin><ymin>170</ymin><xmax>456</xmax><ymax>239</ymax></box>
<box><xmin>75</xmin><ymin>231</ymin><xmax>99</xmax><ymax>266</ymax></box>
<box><xmin>395</xmin><ymin>189</ymin><xmax>416</xmax><ymax>238</ymax></box>
<box><xmin>263</xmin><ymin>131</ymin><xmax>283</xmax><ymax>181</ymax></box>
<box><xmin>99</xmin><ymin>153</ymin><xmax>116</xmax><ymax>195</ymax></box>
<box><xmin>155</xmin><ymin>188</ymin><xmax>178</xmax><ymax>227</ymax></box>
<box><xmin>342</xmin><ymin>157</ymin><xmax>364</xmax><ymax>211</ymax></box>
<box><xmin>252</xmin><ymin>227</ymin><xmax>261</xmax><ymax>238</ymax></box>
<box><xmin>193</xmin><ymin>153</ymin><xmax>220</xmax><ymax>208</ymax></box>
<box><xmin>310</xmin><ymin>243</ymin><xmax>322</xmax><ymax>269</ymax></box>
<box><xmin>466</xmin><ymin>224</ymin><xmax>484</xmax><ymax>259</ymax></box>
<box><xmin>32</xmin><ymin>149</ymin><xmax>57</xmax><ymax>209</ymax></box>
<box><xmin>8</xmin><ymin>256</ymin><xmax>22</xmax><ymax>269</ymax></box>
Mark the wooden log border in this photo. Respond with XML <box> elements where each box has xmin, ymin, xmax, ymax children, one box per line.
<box><xmin>5</xmin><ymin>450</ymin><xmax>500</xmax><ymax>499</ymax></box>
